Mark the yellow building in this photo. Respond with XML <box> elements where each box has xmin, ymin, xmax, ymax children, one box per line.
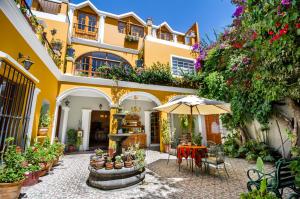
<box><xmin>0</xmin><ymin>0</ymin><xmax>210</xmax><ymax>152</ymax></box>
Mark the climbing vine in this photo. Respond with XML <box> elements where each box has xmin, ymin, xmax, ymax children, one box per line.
<box><xmin>192</xmin><ymin>0</ymin><xmax>300</xmax><ymax>138</ymax></box>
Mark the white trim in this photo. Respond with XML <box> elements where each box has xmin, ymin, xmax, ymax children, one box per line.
<box><xmin>56</xmin><ymin>86</ymin><xmax>113</xmax><ymax>106</ymax></box>
<box><xmin>32</xmin><ymin>10</ymin><xmax>67</xmax><ymax>22</ymax></box>
<box><xmin>81</xmin><ymin>109</ymin><xmax>92</xmax><ymax>151</ymax></box>
<box><xmin>145</xmin><ymin>36</ymin><xmax>191</xmax><ymax>50</ymax></box>
<box><xmin>51</xmin><ymin>101</ymin><xmax>61</xmax><ymax>144</ymax></box>
<box><xmin>170</xmin><ymin>54</ymin><xmax>196</xmax><ymax>77</ymax></box>
<box><xmin>0</xmin><ymin>0</ymin><xmax>62</xmax><ymax>79</ymax></box>
<box><xmin>26</xmin><ymin>88</ymin><xmax>41</xmax><ymax>147</ymax></box>
<box><xmin>61</xmin><ymin>74</ymin><xmax>197</xmax><ymax>94</ymax></box>
<box><xmin>119</xmin><ymin>91</ymin><xmax>162</xmax><ymax>106</ymax></box>
<box><xmin>59</xmin><ymin>106</ymin><xmax>70</xmax><ymax>144</ymax></box>
<box><xmin>98</xmin><ymin>15</ymin><xmax>105</xmax><ymax>43</ymax></box>
<box><xmin>0</xmin><ymin>51</ymin><xmax>39</xmax><ymax>83</ymax></box>
<box><xmin>69</xmin><ymin>1</ymin><xmax>185</xmax><ymax>36</ymax></box>
<box><xmin>67</xmin><ymin>7</ymin><xmax>75</xmax><ymax>44</ymax></box>
<box><xmin>71</xmin><ymin>37</ymin><xmax>139</xmax><ymax>55</ymax></box>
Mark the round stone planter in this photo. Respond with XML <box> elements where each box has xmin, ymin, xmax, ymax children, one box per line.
<box><xmin>87</xmin><ymin>166</ymin><xmax>145</xmax><ymax>190</ymax></box>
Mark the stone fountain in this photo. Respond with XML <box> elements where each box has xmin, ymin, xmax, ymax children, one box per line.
<box><xmin>87</xmin><ymin>111</ymin><xmax>145</xmax><ymax>190</ymax></box>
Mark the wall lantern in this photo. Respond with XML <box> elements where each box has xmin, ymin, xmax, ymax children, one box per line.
<box><xmin>18</xmin><ymin>53</ymin><xmax>34</xmax><ymax>70</ymax></box>
<box><xmin>64</xmin><ymin>98</ymin><xmax>70</xmax><ymax>107</ymax></box>
<box><xmin>99</xmin><ymin>104</ymin><xmax>103</xmax><ymax>110</ymax></box>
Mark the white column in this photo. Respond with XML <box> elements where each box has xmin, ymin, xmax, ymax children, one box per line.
<box><xmin>170</xmin><ymin>114</ymin><xmax>175</xmax><ymax>134</ymax></box>
<box><xmin>198</xmin><ymin>115</ymin><xmax>207</xmax><ymax>145</ymax></box>
<box><xmin>81</xmin><ymin>109</ymin><xmax>92</xmax><ymax>151</ymax></box>
<box><xmin>67</xmin><ymin>7</ymin><xmax>75</xmax><ymax>44</ymax></box>
<box><xmin>51</xmin><ymin>101</ymin><xmax>61</xmax><ymax>144</ymax></box>
<box><xmin>144</xmin><ymin>111</ymin><xmax>152</xmax><ymax>147</ymax></box>
<box><xmin>59</xmin><ymin>106</ymin><xmax>70</xmax><ymax>144</ymax></box>
<box><xmin>26</xmin><ymin>88</ymin><xmax>41</xmax><ymax>147</ymax></box>
<box><xmin>152</xmin><ymin>28</ymin><xmax>157</xmax><ymax>38</ymax></box>
<box><xmin>173</xmin><ymin>34</ymin><xmax>177</xmax><ymax>42</ymax></box>
<box><xmin>98</xmin><ymin>15</ymin><xmax>105</xmax><ymax>43</ymax></box>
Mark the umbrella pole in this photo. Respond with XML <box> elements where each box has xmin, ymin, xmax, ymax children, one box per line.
<box><xmin>190</xmin><ymin>106</ymin><xmax>193</xmax><ymax>140</ymax></box>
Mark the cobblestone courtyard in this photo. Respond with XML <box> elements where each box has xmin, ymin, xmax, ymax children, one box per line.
<box><xmin>22</xmin><ymin>150</ymin><xmax>272</xmax><ymax>199</ymax></box>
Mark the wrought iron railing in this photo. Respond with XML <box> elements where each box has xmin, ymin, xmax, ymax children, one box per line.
<box><xmin>0</xmin><ymin>60</ymin><xmax>36</xmax><ymax>151</ymax></box>
<box><xmin>35</xmin><ymin>0</ymin><xmax>61</xmax><ymax>15</ymax></box>
<box><xmin>16</xmin><ymin>0</ymin><xmax>59</xmax><ymax>66</ymax></box>
<box><xmin>73</xmin><ymin>23</ymin><xmax>99</xmax><ymax>40</ymax></box>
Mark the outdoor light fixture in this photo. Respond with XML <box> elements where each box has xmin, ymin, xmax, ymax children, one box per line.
<box><xmin>99</xmin><ymin>104</ymin><xmax>102</xmax><ymax>110</ymax></box>
<box><xmin>131</xmin><ymin>95</ymin><xmax>141</xmax><ymax>113</ymax></box>
<box><xmin>18</xmin><ymin>53</ymin><xmax>34</xmax><ymax>70</ymax></box>
<box><xmin>64</xmin><ymin>98</ymin><xmax>70</xmax><ymax>107</ymax></box>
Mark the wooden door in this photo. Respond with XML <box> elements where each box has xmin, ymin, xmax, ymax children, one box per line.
<box><xmin>205</xmin><ymin>114</ymin><xmax>221</xmax><ymax>144</ymax></box>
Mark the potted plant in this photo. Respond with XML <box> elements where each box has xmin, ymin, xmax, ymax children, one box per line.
<box><xmin>51</xmin><ymin>39</ymin><xmax>63</xmax><ymax>52</ymax></box>
<box><xmin>161</xmin><ymin>119</ymin><xmax>171</xmax><ymax>153</ymax></box>
<box><xmin>105</xmin><ymin>157</ymin><xmax>114</xmax><ymax>170</ymax></box>
<box><xmin>95</xmin><ymin>148</ymin><xmax>104</xmax><ymax>157</ymax></box>
<box><xmin>66</xmin><ymin>45</ymin><xmax>75</xmax><ymax>59</ymax></box>
<box><xmin>67</xmin><ymin>129</ymin><xmax>77</xmax><ymax>153</ymax></box>
<box><xmin>192</xmin><ymin>132</ymin><xmax>202</xmax><ymax>146</ymax></box>
<box><xmin>0</xmin><ymin>138</ymin><xmax>26</xmax><ymax>199</ymax></box>
<box><xmin>90</xmin><ymin>156</ymin><xmax>105</xmax><ymax>170</ymax></box>
<box><xmin>124</xmin><ymin>154</ymin><xmax>133</xmax><ymax>168</ymax></box>
<box><xmin>125</xmin><ymin>34</ymin><xmax>139</xmax><ymax>42</ymax></box>
<box><xmin>133</xmin><ymin>147</ymin><xmax>145</xmax><ymax>171</ymax></box>
<box><xmin>38</xmin><ymin>110</ymin><xmax>51</xmax><ymax>136</ymax></box>
<box><xmin>23</xmin><ymin>146</ymin><xmax>42</xmax><ymax>186</ymax></box>
<box><xmin>114</xmin><ymin>155</ymin><xmax>124</xmax><ymax>169</ymax></box>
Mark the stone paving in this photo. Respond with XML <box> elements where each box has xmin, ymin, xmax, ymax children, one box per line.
<box><xmin>22</xmin><ymin>150</ymin><xmax>275</xmax><ymax>199</ymax></box>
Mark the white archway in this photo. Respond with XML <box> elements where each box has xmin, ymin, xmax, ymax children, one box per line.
<box><xmin>119</xmin><ymin>91</ymin><xmax>162</xmax><ymax>106</ymax></box>
<box><xmin>56</xmin><ymin>87</ymin><xmax>113</xmax><ymax>106</ymax></box>
<box><xmin>52</xmin><ymin>87</ymin><xmax>114</xmax><ymax>145</ymax></box>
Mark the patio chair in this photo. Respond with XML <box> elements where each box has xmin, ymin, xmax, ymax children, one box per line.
<box><xmin>202</xmin><ymin>145</ymin><xmax>229</xmax><ymax>178</ymax></box>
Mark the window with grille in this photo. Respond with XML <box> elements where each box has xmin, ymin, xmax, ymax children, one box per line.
<box><xmin>171</xmin><ymin>56</ymin><xmax>195</xmax><ymax>76</ymax></box>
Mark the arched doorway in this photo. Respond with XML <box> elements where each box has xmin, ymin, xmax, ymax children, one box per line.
<box><xmin>55</xmin><ymin>87</ymin><xmax>113</xmax><ymax>151</ymax></box>
<box><xmin>74</xmin><ymin>51</ymin><xmax>132</xmax><ymax>77</ymax></box>
<box><xmin>119</xmin><ymin>92</ymin><xmax>162</xmax><ymax>148</ymax></box>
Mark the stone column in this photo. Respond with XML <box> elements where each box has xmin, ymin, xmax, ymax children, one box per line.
<box><xmin>51</xmin><ymin>101</ymin><xmax>61</xmax><ymax>144</ymax></box>
<box><xmin>108</xmin><ymin>107</ymin><xmax>117</xmax><ymax>149</ymax></box>
<box><xmin>81</xmin><ymin>109</ymin><xmax>92</xmax><ymax>151</ymax></box>
<box><xmin>26</xmin><ymin>88</ymin><xmax>41</xmax><ymax>147</ymax></box>
<box><xmin>98</xmin><ymin>15</ymin><xmax>105</xmax><ymax>43</ymax></box>
<box><xmin>198</xmin><ymin>115</ymin><xmax>207</xmax><ymax>145</ymax></box>
<box><xmin>144</xmin><ymin>111</ymin><xmax>152</xmax><ymax>147</ymax></box>
<box><xmin>59</xmin><ymin>106</ymin><xmax>70</xmax><ymax>145</ymax></box>
<box><xmin>67</xmin><ymin>7</ymin><xmax>75</xmax><ymax>44</ymax></box>
<box><xmin>173</xmin><ymin>34</ymin><xmax>177</xmax><ymax>43</ymax></box>
<box><xmin>159</xmin><ymin>112</ymin><xmax>168</xmax><ymax>152</ymax></box>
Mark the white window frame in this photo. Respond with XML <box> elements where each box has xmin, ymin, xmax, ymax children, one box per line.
<box><xmin>170</xmin><ymin>55</ymin><xmax>195</xmax><ymax>77</ymax></box>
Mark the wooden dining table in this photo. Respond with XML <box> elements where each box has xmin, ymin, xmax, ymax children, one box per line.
<box><xmin>177</xmin><ymin>145</ymin><xmax>207</xmax><ymax>172</ymax></box>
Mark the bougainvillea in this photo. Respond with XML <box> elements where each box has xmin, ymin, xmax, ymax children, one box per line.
<box><xmin>193</xmin><ymin>0</ymin><xmax>300</xmax><ymax>130</ymax></box>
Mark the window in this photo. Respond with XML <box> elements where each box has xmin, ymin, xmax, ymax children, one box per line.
<box><xmin>77</xmin><ymin>12</ymin><xmax>97</xmax><ymax>32</ymax></box>
<box><xmin>160</xmin><ymin>32</ymin><xmax>172</xmax><ymax>41</ymax></box>
<box><xmin>75</xmin><ymin>52</ymin><xmax>132</xmax><ymax>77</ymax></box>
<box><xmin>118</xmin><ymin>22</ymin><xmax>126</xmax><ymax>34</ymax></box>
<box><xmin>131</xmin><ymin>25</ymin><xmax>144</xmax><ymax>37</ymax></box>
<box><xmin>171</xmin><ymin>56</ymin><xmax>195</xmax><ymax>76</ymax></box>
<box><xmin>118</xmin><ymin>21</ymin><xmax>144</xmax><ymax>37</ymax></box>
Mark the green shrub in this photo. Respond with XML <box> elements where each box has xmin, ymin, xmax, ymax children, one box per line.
<box><xmin>67</xmin><ymin>129</ymin><xmax>77</xmax><ymax>146</ymax></box>
<box><xmin>223</xmin><ymin>133</ymin><xmax>240</xmax><ymax>158</ymax></box>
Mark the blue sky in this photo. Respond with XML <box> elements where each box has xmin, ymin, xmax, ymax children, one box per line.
<box><xmin>71</xmin><ymin>0</ymin><xmax>236</xmax><ymax>40</ymax></box>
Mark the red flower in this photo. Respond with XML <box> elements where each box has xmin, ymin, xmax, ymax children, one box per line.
<box><xmin>276</xmin><ymin>22</ymin><xmax>281</xmax><ymax>27</ymax></box>
<box><xmin>284</xmin><ymin>24</ymin><xmax>289</xmax><ymax>29</ymax></box>
<box><xmin>296</xmin><ymin>23</ymin><xmax>300</xmax><ymax>29</ymax></box>
<box><xmin>232</xmin><ymin>43</ymin><xmax>243</xmax><ymax>49</ymax></box>
<box><xmin>251</xmin><ymin>32</ymin><xmax>258</xmax><ymax>40</ymax></box>
<box><xmin>268</xmin><ymin>30</ymin><xmax>274</xmax><ymax>35</ymax></box>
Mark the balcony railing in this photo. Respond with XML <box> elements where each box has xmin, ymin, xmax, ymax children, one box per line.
<box><xmin>73</xmin><ymin>23</ymin><xmax>98</xmax><ymax>40</ymax></box>
<box><xmin>15</xmin><ymin>0</ymin><xmax>60</xmax><ymax>66</ymax></box>
<box><xmin>74</xmin><ymin>62</ymin><xmax>102</xmax><ymax>77</ymax></box>
<box><xmin>34</xmin><ymin>0</ymin><xmax>61</xmax><ymax>15</ymax></box>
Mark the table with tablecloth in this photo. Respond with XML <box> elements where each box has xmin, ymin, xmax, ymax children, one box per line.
<box><xmin>177</xmin><ymin>145</ymin><xmax>207</xmax><ymax>170</ymax></box>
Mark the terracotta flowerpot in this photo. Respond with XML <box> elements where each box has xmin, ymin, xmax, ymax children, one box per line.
<box><xmin>0</xmin><ymin>180</ymin><xmax>23</xmax><ymax>199</ymax></box>
<box><xmin>164</xmin><ymin>144</ymin><xmax>171</xmax><ymax>153</ymax></box>
<box><xmin>105</xmin><ymin>162</ymin><xmax>114</xmax><ymax>170</ymax></box>
<box><xmin>53</xmin><ymin>156</ymin><xmax>59</xmax><ymax>167</ymax></box>
<box><xmin>38</xmin><ymin>161</ymin><xmax>53</xmax><ymax>177</ymax></box>
<box><xmin>38</xmin><ymin>128</ymin><xmax>48</xmax><ymax>136</ymax></box>
<box><xmin>90</xmin><ymin>159</ymin><xmax>105</xmax><ymax>169</ymax></box>
<box><xmin>124</xmin><ymin>161</ymin><xmax>133</xmax><ymax>168</ymax></box>
<box><xmin>22</xmin><ymin>171</ymin><xmax>40</xmax><ymax>187</ymax></box>
<box><xmin>68</xmin><ymin>145</ymin><xmax>76</xmax><ymax>153</ymax></box>
<box><xmin>114</xmin><ymin>162</ymin><xmax>124</xmax><ymax>169</ymax></box>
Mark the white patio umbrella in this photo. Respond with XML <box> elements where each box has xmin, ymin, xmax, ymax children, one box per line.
<box><xmin>153</xmin><ymin>95</ymin><xmax>230</xmax><ymax>136</ymax></box>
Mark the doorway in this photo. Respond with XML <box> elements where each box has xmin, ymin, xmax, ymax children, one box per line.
<box><xmin>205</xmin><ymin>114</ymin><xmax>221</xmax><ymax>144</ymax></box>
<box><xmin>150</xmin><ymin>112</ymin><xmax>160</xmax><ymax>145</ymax></box>
<box><xmin>89</xmin><ymin>110</ymin><xmax>110</xmax><ymax>150</ymax></box>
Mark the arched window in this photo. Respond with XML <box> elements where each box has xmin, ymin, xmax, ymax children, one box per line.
<box><xmin>74</xmin><ymin>52</ymin><xmax>132</xmax><ymax>77</ymax></box>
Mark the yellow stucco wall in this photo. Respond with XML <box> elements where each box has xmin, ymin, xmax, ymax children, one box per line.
<box><xmin>0</xmin><ymin>11</ymin><xmax>59</xmax><ymax>142</ymax></box>
<box><xmin>144</xmin><ymin>40</ymin><xmax>194</xmax><ymax>68</ymax></box>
